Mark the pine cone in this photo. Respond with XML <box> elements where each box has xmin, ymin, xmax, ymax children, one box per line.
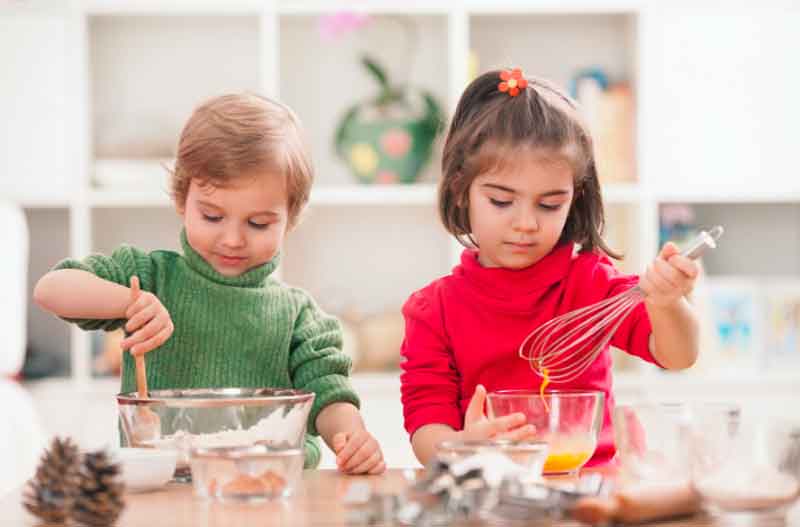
<box><xmin>22</xmin><ymin>436</ymin><xmax>82</xmax><ymax>524</ymax></box>
<box><xmin>72</xmin><ymin>450</ymin><xmax>125</xmax><ymax>527</ymax></box>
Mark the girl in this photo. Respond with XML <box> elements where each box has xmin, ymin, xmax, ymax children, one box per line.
<box><xmin>35</xmin><ymin>93</ymin><xmax>384</xmax><ymax>475</ymax></box>
<box><xmin>400</xmin><ymin>69</ymin><xmax>700</xmax><ymax>466</ymax></box>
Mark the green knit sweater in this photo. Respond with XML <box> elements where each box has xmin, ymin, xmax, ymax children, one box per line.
<box><xmin>54</xmin><ymin>230</ymin><xmax>359</xmax><ymax>468</ymax></box>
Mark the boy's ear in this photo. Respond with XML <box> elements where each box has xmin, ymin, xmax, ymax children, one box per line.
<box><xmin>175</xmin><ymin>198</ymin><xmax>186</xmax><ymax>216</ymax></box>
<box><xmin>286</xmin><ymin>207</ymin><xmax>304</xmax><ymax>232</ymax></box>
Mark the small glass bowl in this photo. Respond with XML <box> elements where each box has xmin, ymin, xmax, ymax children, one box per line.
<box><xmin>436</xmin><ymin>439</ymin><xmax>549</xmax><ymax>475</ymax></box>
<box><xmin>189</xmin><ymin>444</ymin><xmax>304</xmax><ymax>502</ymax></box>
<box><xmin>487</xmin><ymin>390</ymin><xmax>604</xmax><ymax>475</ymax></box>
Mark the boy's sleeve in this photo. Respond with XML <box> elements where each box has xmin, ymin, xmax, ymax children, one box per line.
<box><xmin>288</xmin><ymin>291</ymin><xmax>360</xmax><ymax>437</ymax></box>
<box><xmin>52</xmin><ymin>244</ymin><xmax>156</xmax><ymax>332</ymax></box>
<box><xmin>400</xmin><ymin>287</ymin><xmax>462</xmax><ymax>438</ymax></box>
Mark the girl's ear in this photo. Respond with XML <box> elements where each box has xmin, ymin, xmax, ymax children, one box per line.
<box><xmin>175</xmin><ymin>198</ymin><xmax>186</xmax><ymax>217</ymax></box>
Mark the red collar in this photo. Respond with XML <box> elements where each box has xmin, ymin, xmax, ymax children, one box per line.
<box><xmin>454</xmin><ymin>243</ymin><xmax>576</xmax><ymax>302</ymax></box>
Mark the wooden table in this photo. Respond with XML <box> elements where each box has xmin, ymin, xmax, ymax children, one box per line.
<box><xmin>2</xmin><ymin>469</ymin><xmax>795</xmax><ymax>526</ymax></box>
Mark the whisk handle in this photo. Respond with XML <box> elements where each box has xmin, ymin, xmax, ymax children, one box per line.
<box><xmin>680</xmin><ymin>225</ymin><xmax>724</xmax><ymax>260</ymax></box>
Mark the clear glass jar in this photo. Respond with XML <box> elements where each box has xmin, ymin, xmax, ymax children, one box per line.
<box><xmin>613</xmin><ymin>402</ymin><xmax>694</xmax><ymax>486</ymax></box>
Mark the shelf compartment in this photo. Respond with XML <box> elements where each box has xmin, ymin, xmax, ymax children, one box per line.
<box><xmin>470</xmin><ymin>13</ymin><xmax>637</xmax><ymax>87</ymax></box>
<box><xmin>660</xmin><ymin>202</ymin><xmax>800</xmax><ymax>277</ymax></box>
<box><xmin>1</xmin><ymin>13</ymin><xmax>73</xmax><ymax>199</ymax></box>
<box><xmin>91</xmin><ymin>207</ymin><xmax>182</xmax><ymax>255</ymax></box>
<box><xmin>89</xmin><ymin>15</ymin><xmax>261</xmax><ymax>160</ymax></box>
<box><xmin>24</xmin><ymin>209</ymin><xmax>72</xmax><ymax>379</ymax></box>
<box><xmin>470</xmin><ymin>12</ymin><xmax>638</xmax><ymax>187</ymax></box>
<box><xmin>282</xmin><ymin>204</ymin><xmax>452</xmax><ymax>316</ymax></box>
<box><xmin>279</xmin><ymin>13</ymin><xmax>449</xmax><ymax>187</ymax></box>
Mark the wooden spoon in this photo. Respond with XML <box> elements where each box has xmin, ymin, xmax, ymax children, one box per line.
<box><xmin>128</xmin><ymin>276</ymin><xmax>161</xmax><ymax>445</ymax></box>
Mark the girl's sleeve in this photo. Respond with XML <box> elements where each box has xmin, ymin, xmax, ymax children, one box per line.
<box><xmin>596</xmin><ymin>259</ymin><xmax>661</xmax><ymax>367</ymax></box>
<box><xmin>52</xmin><ymin>245</ymin><xmax>156</xmax><ymax>332</ymax></box>
<box><xmin>288</xmin><ymin>290</ymin><xmax>360</xmax><ymax>437</ymax></box>
<box><xmin>400</xmin><ymin>287</ymin><xmax>462</xmax><ymax>438</ymax></box>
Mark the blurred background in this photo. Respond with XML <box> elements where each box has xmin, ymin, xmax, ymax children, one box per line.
<box><xmin>2</xmin><ymin>0</ymin><xmax>799</xmax><ymax>493</ymax></box>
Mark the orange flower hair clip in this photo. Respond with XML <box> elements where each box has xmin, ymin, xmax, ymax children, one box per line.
<box><xmin>498</xmin><ymin>68</ymin><xmax>528</xmax><ymax>97</ymax></box>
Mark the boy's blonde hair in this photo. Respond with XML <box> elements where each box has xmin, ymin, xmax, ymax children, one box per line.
<box><xmin>171</xmin><ymin>93</ymin><xmax>313</xmax><ymax>227</ymax></box>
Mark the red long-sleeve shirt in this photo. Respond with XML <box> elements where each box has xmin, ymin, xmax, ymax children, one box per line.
<box><xmin>400</xmin><ymin>243</ymin><xmax>659</xmax><ymax>465</ymax></box>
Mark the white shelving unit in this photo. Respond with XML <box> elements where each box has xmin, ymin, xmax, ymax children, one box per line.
<box><xmin>4</xmin><ymin>0</ymin><xmax>800</xmax><ymax>397</ymax></box>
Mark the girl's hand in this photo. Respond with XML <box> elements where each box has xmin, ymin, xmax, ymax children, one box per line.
<box><xmin>333</xmin><ymin>429</ymin><xmax>386</xmax><ymax>475</ymax></box>
<box><xmin>120</xmin><ymin>276</ymin><xmax>174</xmax><ymax>356</ymax></box>
<box><xmin>639</xmin><ymin>242</ymin><xmax>700</xmax><ymax>308</ymax></box>
<box><xmin>461</xmin><ymin>385</ymin><xmax>536</xmax><ymax>441</ymax></box>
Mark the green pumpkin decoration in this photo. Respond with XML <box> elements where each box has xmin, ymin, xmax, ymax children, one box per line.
<box><xmin>335</xmin><ymin>55</ymin><xmax>444</xmax><ymax>184</ymax></box>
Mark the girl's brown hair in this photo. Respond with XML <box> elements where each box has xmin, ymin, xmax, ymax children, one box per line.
<box><xmin>171</xmin><ymin>93</ymin><xmax>313</xmax><ymax>228</ymax></box>
<box><xmin>439</xmin><ymin>70</ymin><xmax>620</xmax><ymax>259</ymax></box>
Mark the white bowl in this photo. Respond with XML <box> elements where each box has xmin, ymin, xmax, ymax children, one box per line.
<box><xmin>113</xmin><ymin>448</ymin><xmax>178</xmax><ymax>492</ymax></box>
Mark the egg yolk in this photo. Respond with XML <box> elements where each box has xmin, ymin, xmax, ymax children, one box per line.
<box><xmin>543</xmin><ymin>451</ymin><xmax>592</xmax><ymax>473</ymax></box>
<box><xmin>539</xmin><ymin>367</ymin><xmax>550</xmax><ymax>412</ymax></box>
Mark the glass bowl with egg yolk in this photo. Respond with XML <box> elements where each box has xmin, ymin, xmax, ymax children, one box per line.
<box><xmin>487</xmin><ymin>389</ymin><xmax>604</xmax><ymax>475</ymax></box>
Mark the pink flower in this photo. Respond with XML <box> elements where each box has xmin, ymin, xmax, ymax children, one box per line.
<box><xmin>318</xmin><ymin>12</ymin><xmax>372</xmax><ymax>41</ymax></box>
<box><xmin>380</xmin><ymin>129</ymin><xmax>411</xmax><ymax>158</ymax></box>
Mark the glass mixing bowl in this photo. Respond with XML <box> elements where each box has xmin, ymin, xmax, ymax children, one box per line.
<box><xmin>689</xmin><ymin>407</ymin><xmax>800</xmax><ymax>524</ymax></box>
<box><xmin>117</xmin><ymin>388</ymin><xmax>314</xmax><ymax>481</ymax></box>
<box><xmin>487</xmin><ymin>389</ymin><xmax>604</xmax><ymax>475</ymax></box>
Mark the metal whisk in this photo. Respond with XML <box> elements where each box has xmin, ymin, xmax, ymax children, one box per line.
<box><xmin>519</xmin><ymin>226</ymin><xmax>724</xmax><ymax>384</ymax></box>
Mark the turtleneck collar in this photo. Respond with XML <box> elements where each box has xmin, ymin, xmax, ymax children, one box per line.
<box><xmin>454</xmin><ymin>243</ymin><xmax>576</xmax><ymax>301</ymax></box>
<box><xmin>180</xmin><ymin>229</ymin><xmax>278</xmax><ymax>288</ymax></box>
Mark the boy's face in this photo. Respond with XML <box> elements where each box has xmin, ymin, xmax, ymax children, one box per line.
<box><xmin>178</xmin><ymin>172</ymin><xmax>289</xmax><ymax>276</ymax></box>
<box><xmin>467</xmin><ymin>147</ymin><xmax>574</xmax><ymax>270</ymax></box>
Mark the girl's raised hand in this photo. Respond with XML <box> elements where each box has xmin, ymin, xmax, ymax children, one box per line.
<box><xmin>639</xmin><ymin>242</ymin><xmax>700</xmax><ymax>308</ymax></box>
<box><xmin>120</xmin><ymin>276</ymin><xmax>174</xmax><ymax>356</ymax></box>
<box><xmin>460</xmin><ymin>384</ymin><xmax>536</xmax><ymax>441</ymax></box>
<box><xmin>333</xmin><ymin>429</ymin><xmax>386</xmax><ymax>475</ymax></box>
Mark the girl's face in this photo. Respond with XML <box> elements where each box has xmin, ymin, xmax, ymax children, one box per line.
<box><xmin>178</xmin><ymin>172</ymin><xmax>289</xmax><ymax>276</ymax></box>
<box><xmin>467</xmin><ymin>147</ymin><xmax>575</xmax><ymax>269</ymax></box>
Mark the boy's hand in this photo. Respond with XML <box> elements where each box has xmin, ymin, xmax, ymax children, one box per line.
<box><xmin>461</xmin><ymin>385</ymin><xmax>536</xmax><ymax>441</ymax></box>
<box><xmin>333</xmin><ymin>429</ymin><xmax>386</xmax><ymax>475</ymax></box>
<box><xmin>120</xmin><ymin>276</ymin><xmax>174</xmax><ymax>356</ymax></box>
<box><xmin>639</xmin><ymin>242</ymin><xmax>700</xmax><ymax>308</ymax></box>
